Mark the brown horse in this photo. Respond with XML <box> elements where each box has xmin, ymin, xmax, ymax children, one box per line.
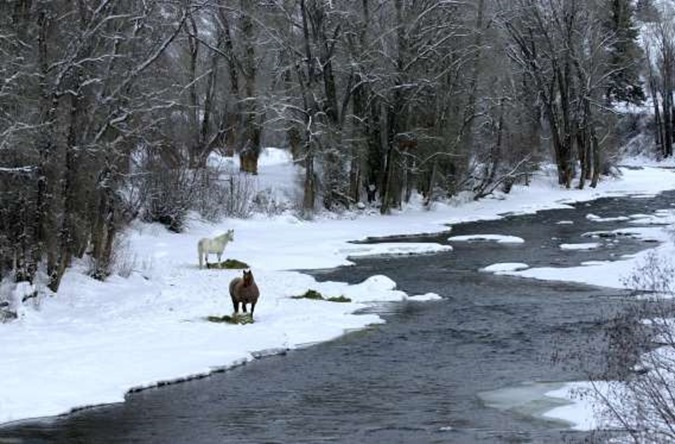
<box><xmin>229</xmin><ymin>269</ymin><xmax>260</xmax><ymax>318</ymax></box>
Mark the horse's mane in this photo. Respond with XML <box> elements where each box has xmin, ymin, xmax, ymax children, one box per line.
<box><xmin>215</xmin><ymin>231</ymin><xmax>233</xmax><ymax>240</ymax></box>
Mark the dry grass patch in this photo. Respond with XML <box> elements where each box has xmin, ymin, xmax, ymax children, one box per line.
<box><xmin>206</xmin><ymin>314</ymin><xmax>254</xmax><ymax>325</ymax></box>
<box><xmin>206</xmin><ymin>259</ymin><xmax>250</xmax><ymax>270</ymax></box>
<box><xmin>292</xmin><ymin>289</ymin><xmax>351</xmax><ymax>303</ymax></box>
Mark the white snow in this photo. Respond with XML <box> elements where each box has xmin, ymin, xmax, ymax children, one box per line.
<box><xmin>338</xmin><ymin>243</ymin><xmax>452</xmax><ymax>259</ymax></box>
<box><xmin>480</xmin><ymin>263</ymin><xmax>530</xmax><ymax>273</ymax></box>
<box><xmin>506</xmin><ymin>248</ymin><xmax>641</xmax><ymax>288</ymax></box>
<box><xmin>542</xmin><ymin>382</ymin><xmax>620</xmax><ymax>431</ymax></box>
<box><xmin>628</xmin><ymin>209</ymin><xmax>675</xmax><ymax>226</ymax></box>
<box><xmin>559</xmin><ymin>243</ymin><xmax>601</xmax><ymax>251</ymax></box>
<box><xmin>2</xmin><ymin>158</ymin><xmax>675</xmax><ymax>427</ymax></box>
<box><xmin>447</xmin><ymin>234</ymin><xmax>525</xmax><ymax>244</ymax></box>
<box><xmin>586</xmin><ymin>213</ymin><xmax>631</xmax><ymax>223</ymax></box>
<box><xmin>581</xmin><ymin>260</ymin><xmax>611</xmax><ymax>266</ymax></box>
<box><xmin>478</xmin><ymin>381</ymin><xmax>573</xmax><ymax>419</ymax></box>
<box><xmin>542</xmin><ymin>384</ymin><xmax>599</xmax><ymax>429</ymax></box>
<box><xmin>406</xmin><ymin>293</ymin><xmax>442</xmax><ymax>301</ymax></box>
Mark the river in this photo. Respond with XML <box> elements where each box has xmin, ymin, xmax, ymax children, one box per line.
<box><xmin>3</xmin><ymin>191</ymin><xmax>673</xmax><ymax>443</ymax></box>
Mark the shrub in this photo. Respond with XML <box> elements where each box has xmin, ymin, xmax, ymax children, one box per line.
<box><xmin>130</xmin><ymin>152</ymin><xmax>264</xmax><ymax>231</ymax></box>
<box><xmin>193</xmin><ymin>169</ymin><xmax>258</xmax><ymax>221</ymax></box>
<box><xmin>133</xmin><ymin>152</ymin><xmax>193</xmax><ymax>232</ymax></box>
<box><xmin>584</xmin><ymin>252</ymin><xmax>675</xmax><ymax>442</ymax></box>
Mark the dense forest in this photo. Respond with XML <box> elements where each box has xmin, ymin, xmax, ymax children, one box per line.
<box><xmin>0</xmin><ymin>0</ymin><xmax>672</xmax><ymax>294</ymax></box>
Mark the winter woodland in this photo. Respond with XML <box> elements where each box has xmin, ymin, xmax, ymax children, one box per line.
<box><xmin>2</xmin><ymin>0</ymin><xmax>670</xmax><ymax>295</ymax></box>
<box><xmin>4</xmin><ymin>1</ymin><xmax>675</xmax><ymax>438</ymax></box>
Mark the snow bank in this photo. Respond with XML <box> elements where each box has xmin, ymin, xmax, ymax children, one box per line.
<box><xmin>559</xmin><ymin>243</ymin><xmax>601</xmax><ymax>251</ymax></box>
<box><xmin>586</xmin><ymin>213</ymin><xmax>630</xmax><ymax>223</ymax></box>
<box><xmin>2</xmin><ymin>162</ymin><xmax>675</xmax><ymax>426</ymax></box>
<box><xmin>480</xmin><ymin>263</ymin><xmax>530</xmax><ymax>273</ymax></box>
<box><xmin>339</xmin><ymin>243</ymin><xmax>452</xmax><ymax>259</ymax></box>
<box><xmin>406</xmin><ymin>292</ymin><xmax>442</xmax><ymax>301</ymax></box>
<box><xmin>448</xmin><ymin>234</ymin><xmax>525</xmax><ymax>244</ymax></box>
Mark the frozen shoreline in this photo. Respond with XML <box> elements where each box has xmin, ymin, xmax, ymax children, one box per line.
<box><xmin>2</xmin><ymin>162</ymin><xmax>675</xmax><ymax>427</ymax></box>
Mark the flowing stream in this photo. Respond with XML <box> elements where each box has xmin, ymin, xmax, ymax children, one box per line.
<box><xmin>3</xmin><ymin>190</ymin><xmax>675</xmax><ymax>443</ymax></box>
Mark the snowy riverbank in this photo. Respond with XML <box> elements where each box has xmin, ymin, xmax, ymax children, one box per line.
<box><xmin>2</xmin><ymin>153</ymin><xmax>675</xmax><ymax>428</ymax></box>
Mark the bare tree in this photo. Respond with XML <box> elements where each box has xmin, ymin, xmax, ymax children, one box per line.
<box><xmin>0</xmin><ymin>1</ymin><xmax>187</xmax><ymax>291</ymax></box>
<box><xmin>500</xmin><ymin>0</ymin><xmax>636</xmax><ymax>189</ymax></box>
<box><xmin>643</xmin><ymin>10</ymin><xmax>675</xmax><ymax>158</ymax></box>
<box><xmin>0</xmin><ymin>0</ymin><xmax>661</xmax><ymax>303</ymax></box>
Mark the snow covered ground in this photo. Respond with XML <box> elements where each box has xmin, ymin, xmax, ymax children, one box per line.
<box><xmin>3</xmin><ymin>148</ymin><xmax>675</xmax><ymax>429</ymax></box>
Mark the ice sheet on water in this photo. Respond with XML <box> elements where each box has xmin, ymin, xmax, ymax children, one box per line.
<box><xmin>478</xmin><ymin>382</ymin><xmax>574</xmax><ymax>424</ymax></box>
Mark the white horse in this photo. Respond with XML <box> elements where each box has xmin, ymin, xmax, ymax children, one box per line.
<box><xmin>198</xmin><ymin>229</ymin><xmax>234</xmax><ymax>269</ymax></box>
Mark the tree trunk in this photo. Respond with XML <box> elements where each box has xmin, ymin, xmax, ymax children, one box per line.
<box><xmin>221</xmin><ymin>9</ymin><xmax>240</xmax><ymax>157</ymax></box>
<box><xmin>33</xmin><ymin>5</ymin><xmax>59</xmax><ymax>287</ymax></box>
<box><xmin>187</xmin><ymin>14</ymin><xmax>201</xmax><ymax>167</ymax></box>
<box><xmin>239</xmin><ymin>0</ymin><xmax>260</xmax><ymax>174</ymax></box>
<box><xmin>303</xmin><ymin>148</ymin><xmax>316</xmax><ymax>213</ymax></box>
<box><xmin>349</xmin><ymin>73</ymin><xmax>367</xmax><ymax>203</ymax></box>
<box><xmin>51</xmin><ymin>86</ymin><xmax>82</xmax><ymax>292</ymax></box>
<box><xmin>424</xmin><ymin>159</ymin><xmax>438</xmax><ymax>207</ymax></box>
<box><xmin>590</xmin><ymin>131</ymin><xmax>601</xmax><ymax>188</ymax></box>
<box><xmin>380</xmin><ymin>0</ymin><xmax>407</xmax><ymax>214</ymax></box>
<box><xmin>663</xmin><ymin>88</ymin><xmax>673</xmax><ymax>157</ymax></box>
<box><xmin>459</xmin><ymin>0</ymin><xmax>486</xmax><ymax>169</ymax></box>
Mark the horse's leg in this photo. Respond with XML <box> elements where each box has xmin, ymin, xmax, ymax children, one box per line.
<box><xmin>250</xmin><ymin>302</ymin><xmax>255</xmax><ymax>319</ymax></box>
<box><xmin>241</xmin><ymin>303</ymin><xmax>247</xmax><ymax>314</ymax></box>
<box><xmin>198</xmin><ymin>246</ymin><xmax>202</xmax><ymax>269</ymax></box>
<box><xmin>231</xmin><ymin>297</ymin><xmax>238</xmax><ymax>315</ymax></box>
<box><xmin>217</xmin><ymin>252</ymin><xmax>222</xmax><ymax>263</ymax></box>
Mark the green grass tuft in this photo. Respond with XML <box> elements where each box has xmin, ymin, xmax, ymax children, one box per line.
<box><xmin>292</xmin><ymin>289</ymin><xmax>351</xmax><ymax>303</ymax></box>
<box><xmin>206</xmin><ymin>313</ymin><xmax>254</xmax><ymax>324</ymax></box>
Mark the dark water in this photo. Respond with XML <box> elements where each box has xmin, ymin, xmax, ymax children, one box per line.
<box><xmin>3</xmin><ymin>190</ymin><xmax>675</xmax><ymax>444</ymax></box>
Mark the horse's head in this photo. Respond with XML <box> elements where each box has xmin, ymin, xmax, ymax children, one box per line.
<box><xmin>216</xmin><ymin>229</ymin><xmax>234</xmax><ymax>242</ymax></box>
<box><xmin>243</xmin><ymin>269</ymin><xmax>254</xmax><ymax>286</ymax></box>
